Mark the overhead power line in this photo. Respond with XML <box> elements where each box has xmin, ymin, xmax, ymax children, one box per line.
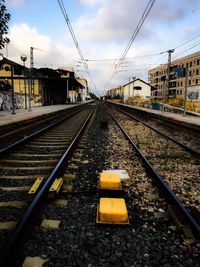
<box><xmin>173</xmin><ymin>41</ymin><xmax>200</xmax><ymax>60</ymax></box>
<box><xmin>84</xmin><ymin>52</ymin><xmax>161</xmax><ymax>62</ymax></box>
<box><xmin>150</xmin><ymin>32</ymin><xmax>200</xmax><ymax>68</ymax></box>
<box><xmin>57</xmin><ymin>0</ymin><xmax>86</xmax><ymax>70</ymax></box>
<box><xmin>114</xmin><ymin>0</ymin><xmax>156</xmax><ymax>74</ymax></box>
<box><xmin>174</xmin><ymin>32</ymin><xmax>200</xmax><ymax>50</ymax></box>
<box><xmin>104</xmin><ymin>0</ymin><xmax>156</xmax><ymax>91</ymax></box>
<box><xmin>57</xmin><ymin>0</ymin><xmax>96</xmax><ymax>91</ymax></box>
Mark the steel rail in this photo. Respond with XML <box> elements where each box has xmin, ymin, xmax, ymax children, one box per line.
<box><xmin>107</xmin><ymin>106</ymin><xmax>200</xmax><ymax>239</ymax></box>
<box><xmin>0</xmin><ymin>103</ymin><xmax>91</xmax><ymax>158</ymax></box>
<box><xmin>0</xmin><ymin>106</ymin><xmax>96</xmax><ymax>265</ymax></box>
<box><xmin>111</xmin><ymin>103</ymin><xmax>200</xmax><ymax>157</ymax></box>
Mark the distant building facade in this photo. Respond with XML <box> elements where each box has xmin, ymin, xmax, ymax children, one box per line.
<box><xmin>106</xmin><ymin>78</ymin><xmax>152</xmax><ymax>102</ymax></box>
<box><xmin>148</xmin><ymin>51</ymin><xmax>200</xmax><ymax>101</ymax></box>
<box><xmin>76</xmin><ymin>77</ymin><xmax>89</xmax><ymax>101</ymax></box>
<box><xmin>123</xmin><ymin>78</ymin><xmax>151</xmax><ymax>101</ymax></box>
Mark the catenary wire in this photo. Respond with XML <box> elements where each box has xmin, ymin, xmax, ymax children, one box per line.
<box><xmin>57</xmin><ymin>0</ymin><xmax>96</xmax><ymax>94</ymax></box>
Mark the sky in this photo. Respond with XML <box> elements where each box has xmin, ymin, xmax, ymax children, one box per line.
<box><xmin>1</xmin><ymin>0</ymin><xmax>200</xmax><ymax>96</ymax></box>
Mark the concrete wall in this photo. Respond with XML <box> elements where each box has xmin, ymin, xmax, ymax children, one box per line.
<box><xmin>123</xmin><ymin>80</ymin><xmax>151</xmax><ymax>101</ymax></box>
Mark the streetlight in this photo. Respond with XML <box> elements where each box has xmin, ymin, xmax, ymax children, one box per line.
<box><xmin>20</xmin><ymin>55</ymin><xmax>27</xmax><ymax>109</ymax></box>
<box><xmin>10</xmin><ymin>64</ymin><xmax>16</xmax><ymax>115</ymax></box>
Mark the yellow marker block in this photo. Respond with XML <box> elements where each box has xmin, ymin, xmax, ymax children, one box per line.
<box><xmin>98</xmin><ymin>198</ymin><xmax>128</xmax><ymax>224</ymax></box>
<box><xmin>48</xmin><ymin>178</ymin><xmax>63</xmax><ymax>198</ymax></box>
<box><xmin>99</xmin><ymin>172</ymin><xmax>121</xmax><ymax>190</ymax></box>
<box><xmin>28</xmin><ymin>177</ymin><xmax>44</xmax><ymax>195</ymax></box>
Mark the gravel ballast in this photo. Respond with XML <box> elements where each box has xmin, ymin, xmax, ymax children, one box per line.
<box><xmin>16</xmin><ymin>103</ymin><xmax>200</xmax><ymax>266</ymax></box>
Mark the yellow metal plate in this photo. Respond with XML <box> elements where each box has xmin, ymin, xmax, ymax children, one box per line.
<box><xmin>28</xmin><ymin>177</ymin><xmax>44</xmax><ymax>195</ymax></box>
<box><xmin>48</xmin><ymin>178</ymin><xmax>63</xmax><ymax>198</ymax></box>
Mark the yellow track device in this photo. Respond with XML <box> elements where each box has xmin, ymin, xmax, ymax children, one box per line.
<box><xmin>48</xmin><ymin>178</ymin><xmax>63</xmax><ymax>199</ymax></box>
<box><xmin>28</xmin><ymin>177</ymin><xmax>44</xmax><ymax>199</ymax></box>
<box><xmin>99</xmin><ymin>172</ymin><xmax>121</xmax><ymax>190</ymax></box>
<box><xmin>96</xmin><ymin>198</ymin><xmax>129</xmax><ymax>225</ymax></box>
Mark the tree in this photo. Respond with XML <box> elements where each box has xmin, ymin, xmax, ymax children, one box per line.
<box><xmin>0</xmin><ymin>0</ymin><xmax>11</xmax><ymax>49</ymax></box>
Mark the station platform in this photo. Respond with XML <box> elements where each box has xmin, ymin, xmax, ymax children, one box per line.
<box><xmin>114</xmin><ymin>102</ymin><xmax>200</xmax><ymax>132</ymax></box>
<box><xmin>1</xmin><ymin>102</ymin><xmax>200</xmax><ymax>132</ymax></box>
<box><xmin>0</xmin><ymin>104</ymin><xmax>76</xmax><ymax>129</ymax></box>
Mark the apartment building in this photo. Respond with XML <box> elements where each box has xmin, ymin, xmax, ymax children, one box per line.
<box><xmin>148</xmin><ymin>51</ymin><xmax>200</xmax><ymax>101</ymax></box>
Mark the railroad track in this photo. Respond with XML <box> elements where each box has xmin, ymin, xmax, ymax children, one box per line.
<box><xmin>0</xmin><ymin>103</ymin><xmax>91</xmax><ymax>151</ymax></box>
<box><xmin>0</xmin><ymin>103</ymin><xmax>96</xmax><ymax>265</ymax></box>
<box><xmin>110</xmin><ymin>102</ymin><xmax>200</xmax><ymax>152</ymax></box>
<box><xmin>0</xmin><ymin>102</ymin><xmax>199</xmax><ymax>266</ymax></box>
<box><xmin>106</xmin><ymin>104</ymin><xmax>200</xmax><ymax>238</ymax></box>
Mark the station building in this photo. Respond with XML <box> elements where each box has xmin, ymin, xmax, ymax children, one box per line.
<box><xmin>0</xmin><ymin>57</ymin><xmax>89</xmax><ymax>110</ymax></box>
<box><xmin>123</xmin><ymin>78</ymin><xmax>151</xmax><ymax>101</ymax></box>
<box><xmin>148</xmin><ymin>51</ymin><xmax>200</xmax><ymax>101</ymax></box>
<box><xmin>106</xmin><ymin>78</ymin><xmax>152</xmax><ymax>101</ymax></box>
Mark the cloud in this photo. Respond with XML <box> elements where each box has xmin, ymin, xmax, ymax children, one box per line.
<box><xmin>3</xmin><ymin>0</ymin><xmax>200</xmax><ymax>97</ymax></box>
<box><xmin>80</xmin><ymin>0</ymin><xmax>100</xmax><ymax>5</ymax></box>
<box><xmin>5</xmin><ymin>0</ymin><xmax>25</xmax><ymax>8</ymax></box>
<box><xmin>150</xmin><ymin>0</ymin><xmax>200</xmax><ymax>23</ymax></box>
<box><xmin>10</xmin><ymin>23</ymin><xmax>51</xmax><ymax>51</ymax></box>
<box><xmin>5</xmin><ymin>23</ymin><xmax>78</xmax><ymax>68</ymax></box>
<box><xmin>75</xmin><ymin>0</ymin><xmax>200</xmax><ymax>48</ymax></box>
<box><xmin>75</xmin><ymin>0</ymin><xmax>147</xmax><ymax>44</ymax></box>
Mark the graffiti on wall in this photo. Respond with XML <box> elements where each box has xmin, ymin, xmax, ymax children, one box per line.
<box><xmin>187</xmin><ymin>87</ymin><xmax>200</xmax><ymax>101</ymax></box>
<box><xmin>187</xmin><ymin>91</ymin><xmax>199</xmax><ymax>100</ymax></box>
<box><xmin>0</xmin><ymin>92</ymin><xmax>25</xmax><ymax>110</ymax></box>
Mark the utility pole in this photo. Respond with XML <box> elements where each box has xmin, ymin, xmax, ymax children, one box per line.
<box><xmin>167</xmin><ymin>49</ymin><xmax>175</xmax><ymax>100</ymax></box>
<box><xmin>30</xmin><ymin>46</ymin><xmax>34</xmax><ymax>100</ymax></box>
<box><xmin>183</xmin><ymin>67</ymin><xmax>188</xmax><ymax>117</ymax></box>
<box><xmin>28</xmin><ymin>46</ymin><xmax>41</xmax><ymax>111</ymax></box>
<box><xmin>128</xmin><ymin>77</ymin><xmax>131</xmax><ymax>100</ymax></box>
<box><xmin>11</xmin><ymin>64</ymin><xmax>16</xmax><ymax>114</ymax></box>
<box><xmin>160</xmin><ymin>49</ymin><xmax>175</xmax><ymax>102</ymax></box>
<box><xmin>27</xmin><ymin>47</ymin><xmax>33</xmax><ymax>111</ymax></box>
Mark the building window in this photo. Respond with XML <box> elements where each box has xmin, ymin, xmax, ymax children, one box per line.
<box><xmin>197</xmin><ymin>59</ymin><xmax>199</xmax><ymax>65</ymax></box>
<box><xmin>188</xmin><ymin>80</ymin><xmax>191</xmax><ymax>85</ymax></box>
<box><xmin>186</xmin><ymin>62</ymin><xmax>188</xmax><ymax>68</ymax></box>
<box><xmin>189</xmin><ymin>70</ymin><xmax>192</xmax><ymax>76</ymax></box>
<box><xmin>196</xmin><ymin>69</ymin><xmax>199</xmax><ymax>75</ymax></box>
<box><xmin>190</xmin><ymin>62</ymin><xmax>192</xmax><ymax>67</ymax></box>
<box><xmin>134</xmin><ymin>86</ymin><xmax>142</xmax><ymax>90</ymax></box>
<box><xmin>196</xmin><ymin>79</ymin><xmax>198</xmax><ymax>84</ymax></box>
